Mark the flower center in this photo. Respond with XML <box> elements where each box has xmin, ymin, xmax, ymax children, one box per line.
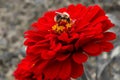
<box><xmin>52</xmin><ymin>12</ymin><xmax>72</xmax><ymax>33</ymax></box>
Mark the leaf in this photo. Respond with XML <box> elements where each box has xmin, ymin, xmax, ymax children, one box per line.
<box><xmin>110</xmin><ymin>46</ymin><xmax>120</xmax><ymax>58</ymax></box>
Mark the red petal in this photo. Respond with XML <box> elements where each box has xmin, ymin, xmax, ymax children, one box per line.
<box><xmin>86</xmin><ymin>23</ymin><xmax>102</xmax><ymax>36</ymax></box>
<box><xmin>58</xmin><ymin>59</ymin><xmax>71</xmax><ymax>79</ymax></box>
<box><xmin>99</xmin><ymin>41</ymin><xmax>114</xmax><ymax>52</ymax></box>
<box><xmin>41</xmin><ymin>50</ymin><xmax>56</xmax><ymax>59</ymax></box>
<box><xmin>33</xmin><ymin>61</ymin><xmax>49</xmax><ymax>76</ymax></box>
<box><xmin>37</xmin><ymin>39</ymin><xmax>49</xmax><ymax>44</ymax></box>
<box><xmin>24</xmin><ymin>30</ymin><xmax>45</xmax><ymax>41</ymax></box>
<box><xmin>36</xmin><ymin>75</ymin><xmax>42</xmax><ymax>80</ymax></box>
<box><xmin>24</xmin><ymin>39</ymin><xmax>36</xmax><ymax>46</ymax></box>
<box><xmin>87</xmin><ymin>5</ymin><xmax>105</xmax><ymax>21</ymax></box>
<box><xmin>71</xmin><ymin>62</ymin><xmax>84</xmax><ymax>78</ymax></box>
<box><xmin>56</xmin><ymin>53</ymin><xmax>70</xmax><ymax>61</ymax></box>
<box><xmin>83</xmin><ymin>43</ymin><xmax>102</xmax><ymax>56</ymax></box>
<box><xmin>53</xmin><ymin>43</ymin><xmax>62</xmax><ymax>52</ymax></box>
<box><xmin>102</xmin><ymin>32</ymin><xmax>116</xmax><ymax>41</ymax></box>
<box><xmin>75</xmin><ymin>34</ymin><xmax>88</xmax><ymax>49</ymax></box>
<box><xmin>72</xmin><ymin>4</ymin><xmax>85</xmax><ymax>19</ymax></box>
<box><xmin>92</xmin><ymin>16</ymin><xmax>108</xmax><ymax>26</ymax></box>
<box><xmin>41</xmin><ymin>43</ymin><xmax>61</xmax><ymax>59</ymax></box>
<box><xmin>43</xmin><ymin>59</ymin><xmax>71</xmax><ymax>80</ymax></box>
<box><xmin>50</xmin><ymin>40</ymin><xmax>56</xmax><ymax>49</ymax></box>
<box><xmin>58</xmin><ymin>32</ymin><xmax>68</xmax><ymax>42</ymax></box>
<box><xmin>31</xmin><ymin>22</ymin><xmax>38</xmax><ymax>28</ymax></box>
<box><xmin>102</xmin><ymin>20</ymin><xmax>114</xmax><ymax>31</ymax></box>
<box><xmin>68</xmin><ymin>33</ymin><xmax>79</xmax><ymax>43</ymax></box>
<box><xmin>43</xmin><ymin>61</ymin><xmax>61</xmax><ymax>80</ymax></box>
<box><xmin>75</xmin><ymin>38</ymin><xmax>81</xmax><ymax>50</ymax></box>
<box><xmin>26</xmin><ymin>42</ymin><xmax>49</xmax><ymax>55</ymax></box>
<box><xmin>40</xmin><ymin>43</ymin><xmax>61</xmax><ymax>59</ymax></box>
<box><xmin>60</xmin><ymin>44</ymin><xmax>74</xmax><ymax>52</ymax></box>
<box><xmin>43</xmin><ymin>62</ymin><xmax>61</xmax><ymax>80</ymax></box>
<box><xmin>72</xmin><ymin>52</ymin><xmax>88</xmax><ymax>64</ymax></box>
<box><xmin>67</xmin><ymin>4</ymin><xmax>76</xmax><ymax>18</ymax></box>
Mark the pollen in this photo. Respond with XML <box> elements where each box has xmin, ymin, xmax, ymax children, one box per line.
<box><xmin>52</xmin><ymin>24</ymin><xmax>64</xmax><ymax>33</ymax></box>
<box><xmin>52</xmin><ymin>22</ymin><xmax>72</xmax><ymax>33</ymax></box>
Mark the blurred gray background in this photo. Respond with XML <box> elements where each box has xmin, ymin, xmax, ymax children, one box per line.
<box><xmin>0</xmin><ymin>0</ymin><xmax>120</xmax><ymax>80</ymax></box>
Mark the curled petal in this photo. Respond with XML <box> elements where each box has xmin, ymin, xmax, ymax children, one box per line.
<box><xmin>61</xmin><ymin>44</ymin><xmax>74</xmax><ymax>52</ymax></box>
<box><xmin>41</xmin><ymin>43</ymin><xmax>61</xmax><ymax>59</ymax></box>
<box><xmin>72</xmin><ymin>52</ymin><xmax>88</xmax><ymax>64</ymax></box>
<box><xmin>99</xmin><ymin>41</ymin><xmax>114</xmax><ymax>52</ymax></box>
<box><xmin>56</xmin><ymin>53</ymin><xmax>70</xmax><ymax>61</ymax></box>
<box><xmin>102</xmin><ymin>32</ymin><xmax>116</xmax><ymax>41</ymax></box>
<box><xmin>58</xmin><ymin>32</ymin><xmax>68</xmax><ymax>42</ymax></box>
<box><xmin>83</xmin><ymin>42</ymin><xmax>102</xmax><ymax>56</ymax></box>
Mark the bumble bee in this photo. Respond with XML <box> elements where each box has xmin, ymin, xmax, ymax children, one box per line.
<box><xmin>54</xmin><ymin>12</ymin><xmax>70</xmax><ymax>24</ymax></box>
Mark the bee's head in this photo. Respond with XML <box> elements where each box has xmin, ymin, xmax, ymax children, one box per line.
<box><xmin>54</xmin><ymin>12</ymin><xmax>70</xmax><ymax>23</ymax></box>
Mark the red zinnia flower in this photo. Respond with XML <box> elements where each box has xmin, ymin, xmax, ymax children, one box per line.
<box><xmin>14</xmin><ymin>4</ymin><xmax>116</xmax><ymax>80</ymax></box>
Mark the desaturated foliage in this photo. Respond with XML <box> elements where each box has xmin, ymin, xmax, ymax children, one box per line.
<box><xmin>0</xmin><ymin>0</ymin><xmax>120</xmax><ymax>80</ymax></box>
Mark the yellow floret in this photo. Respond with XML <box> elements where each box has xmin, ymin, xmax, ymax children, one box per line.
<box><xmin>52</xmin><ymin>24</ymin><xmax>64</xmax><ymax>33</ymax></box>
